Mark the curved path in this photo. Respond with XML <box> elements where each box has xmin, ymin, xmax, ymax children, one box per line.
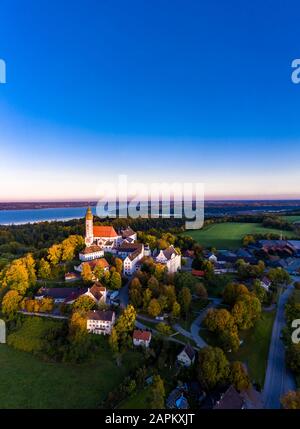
<box><xmin>190</xmin><ymin>298</ymin><xmax>222</xmax><ymax>348</ymax></box>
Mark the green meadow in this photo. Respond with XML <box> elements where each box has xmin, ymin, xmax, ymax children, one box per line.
<box><xmin>183</xmin><ymin>222</ymin><xmax>295</xmax><ymax>250</ymax></box>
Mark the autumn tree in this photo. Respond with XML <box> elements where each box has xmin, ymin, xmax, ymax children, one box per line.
<box><xmin>72</xmin><ymin>295</ymin><xmax>96</xmax><ymax>313</ymax></box>
<box><xmin>286</xmin><ymin>344</ymin><xmax>300</xmax><ymax>374</ymax></box>
<box><xmin>204</xmin><ymin>308</ymin><xmax>240</xmax><ymax>352</ymax></box>
<box><xmin>197</xmin><ymin>346</ymin><xmax>230</xmax><ymax>390</ymax></box>
<box><xmin>129</xmin><ymin>277</ymin><xmax>143</xmax><ymax>308</ymax></box>
<box><xmin>115</xmin><ymin>305</ymin><xmax>136</xmax><ymax>345</ymax></box>
<box><xmin>38</xmin><ymin>258</ymin><xmax>52</xmax><ymax>280</ymax></box>
<box><xmin>268</xmin><ymin>267</ymin><xmax>291</xmax><ymax>288</ymax></box>
<box><xmin>23</xmin><ymin>254</ymin><xmax>37</xmax><ymax>286</ymax></box>
<box><xmin>110</xmin><ymin>272</ymin><xmax>122</xmax><ymax>290</ymax></box>
<box><xmin>253</xmin><ymin>279</ymin><xmax>267</xmax><ymax>303</ymax></box>
<box><xmin>69</xmin><ymin>311</ymin><xmax>87</xmax><ymax>338</ymax></box>
<box><xmin>148</xmin><ymin>298</ymin><xmax>161</xmax><ymax>318</ymax></box>
<box><xmin>115</xmin><ymin>257</ymin><xmax>123</xmax><ymax>274</ymax></box>
<box><xmin>3</xmin><ymin>258</ymin><xmax>30</xmax><ymax>295</ymax></box>
<box><xmin>223</xmin><ymin>282</ymin><xmax>249</xmax><ymax>306</ymax></box>
<box><xmin>109</xmin><ymin>327</ymin><xmax>119</xmax><ymax>354</ymax></box>
<box><xmin>147</xmin><ymin>276</ymin><xmax>160</xmax><ymax>297</ymax></box>
<box><xmin>143</xmin><ymin>288</ymin><xmax>152</xmax><ymax>311</ymax></box>
<box><xmin>232</xmin><ymin>294</ymin><xmax>261</xmax><ymax>330</ymax></box>
<box><xmin>81</xmin><ymin>263</ymin><xmax>93</xmax><ymax>283</ymax></box>
<box><xmin>171</xmin><ymin>301</ymin><xmax>181</xmax><ymax>318</ymax></box>
<box><xmin>149</xmin><ymin>375</ymin><xmax>165</xmax><ymax>409</ymax></box>
<box><xmin>281</xmin><ymin>391</ymin><xmax>300</xmax><ymax>409</ymax></box>
<box><xmin>179</xmin><ymin>287</ymin><xmax>192</xmax><ymax>317</ymax></box>
<box><xmin>195</xmin><ymin>282</ymin><xmax>208</xmax><ymax>300</ymax></box>
<box><xmin>1</xmin><ymin>290</ymin><xmax>22</xmax><ymax>318</ymax></box>
<box><xmin>48</xmin><ymin>244</ymin><xmax>62</xmax><ymax>266</ymax></box>
<box><xmin>163</xmin><ymin>284</ymin><xmax>177</xmax><ymax>310</ymax></box>
<box><xmin>39</xmin><ymin>297</ymin><xmax>54</xmax><ymax>313</ymax></box>
<box><xmin>229</xmin><ymin>361</ymin><xmax>251</xmax><ymax>391</ymax></box>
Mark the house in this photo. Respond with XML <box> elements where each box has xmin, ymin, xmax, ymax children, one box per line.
<box><xmin>260</xmin><ymin>276</ymin><xmax>272</xmax><ymax>291</ymax></box>
<box><xmin>166</xmin><ymin>389</ymin><xmax>189</xmax><ymax>409</ymax></box>
<box><xmin>177</xmin><ymin>344</ymin><xmax>196</xmax><ymax>367</ymax></box>
<box><xmin>35</xmin><ymin>287</ymin><xmax>86</xmax><ymax>304</ymax></box>
<box><xmin>144</xmin><ymin>244</ymin><xmax>151</xmax><ymax>257</ymax></box>
<box><xmin>217</xmin><ymin>250</ymin><xmax>239</xmax><ymax>263</ymax></box>
<box><xmin>133</xmin><ymin>329</ymin><xmax>152</xmax><ymax>347</ymax></box>
<box><xmin>86</xmin><ymin>310</ymin><xmax>115</xmax><ymax>335</ymax></box>
<box><xmin>236</xmin><ymin>248</ymin><xmax>257</xmax><ymax>264</ymax></box>
<box><xmin>191</xmin><ymin>269</ymin><xmax>205</xmax><ymax>278</ymax></box>
<box><xmin>84</xmin><ymin>282</ymin><xmax>107</xmax><ymax>304</ymax></box>
<box><xmin>121</xmin><ymin>226</ymin><xmax>137</xmax><ymax>242</ymax></box>
<box><xmin>206</xmin><ymin>252</ymin><xmax>218</xmax><ymax>264</ymax></box>
<box><xmin>116</xmin><ymin>242</ymin><xmax>144</xmax><ymax>259</ymax></box>
<box><xmin>75</xmin><ymin>258</ymin><xmax>110</xmax><ymax>275</ymax></box>
<box><xmin>288</xmin><ymin>241</ymin><xmax>300</xmax><ymax>257</ymax></box>
<box><xmin>84</xmin><ymin>207</ymin><xmax>122</xmax><ymax>248</ymax></box>
<box><xmin>213</xmin><ymin>385</ymin><xmax>245</xmax><ymax>409</ymax></box>
<box><xmin>120</xmin><ymin>243</ymin><xmax>145</xmax><ymax>275</ymax></box>
<box><xmin>65</xmin><ymin>272</ymin><xmax>80</xmax><ymax>282</ymax></box>
<box><xmin>79</xmin><ymin>245</ymin><xmax>104</xmax><ymax>261</ymax></box>
<box><xmin>155</xmin><ymin>245</ymin><xmax>181</xmax><ymax>273</ymax></box>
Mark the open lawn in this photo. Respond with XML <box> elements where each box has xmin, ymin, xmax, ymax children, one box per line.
<box><xmin>183</xmin><ymin>222</ymin><xmax>295</xmax><ymax>249</ymax></box>
<box><xmin>230</xmin><ymin>311</ymin><xmax>275</xmax><ymax>387</ymax></box>
<box><xmin>0</xmin><ymin>345</ymin><xmax>142</xmax><ymax>409</ymax></box>
<box><xmin>282</xmin><ymin>215</ymin><xmax>300</xmax><ymax>224</ymax></box>
<box><xmin>118</xmin><ymin>386</ymin><xmax>151</xmax><ymax>409</ymax></box>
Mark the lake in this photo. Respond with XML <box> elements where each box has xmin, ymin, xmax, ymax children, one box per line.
<box><xmin>0</xmin><ymin>201</ymin><xmax>300</xmax><ymax>225</ymax></box>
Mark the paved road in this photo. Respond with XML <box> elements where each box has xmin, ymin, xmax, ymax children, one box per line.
<box><xmin>118</xmin><ymin>276</ymin><xmax>132</xmax><ymax>309</ymax></box>
<box><xmin>263</xmin><ymin>281</ymin><xmax>297</xmax><ymax>409</ymax></box>
<box><xmin>190</xmin><ymin>297</ymin><xmax>222</xmax><ymax>348</ymax></box>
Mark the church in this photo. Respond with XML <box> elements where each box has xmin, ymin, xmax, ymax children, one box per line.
<box><xmin>84</xmin><ymin>207</ymin><xmax>122</xmax><ymax>249</ymax></box>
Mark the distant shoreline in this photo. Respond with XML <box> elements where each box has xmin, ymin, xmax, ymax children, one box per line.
<box><xmin>1</xmin><ymin>199</ymin><xmax>300</xmax><ymax>211</ymax></box>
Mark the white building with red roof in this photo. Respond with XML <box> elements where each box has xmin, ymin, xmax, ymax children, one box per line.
<box><xmin>133</xmin><ymin>329</ymin><xmax>152</xmax><ymax>347</ymax></box>
<box><xmin>84</xmin><ymin>207</ymin><xmax>122</xmax><ymax>248</ymax></box>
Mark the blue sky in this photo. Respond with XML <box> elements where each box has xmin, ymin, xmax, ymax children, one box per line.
<box><xmin>0</xmin><ymin>0</ymin><xmax>300</xmax><ymax>200</ymax></box>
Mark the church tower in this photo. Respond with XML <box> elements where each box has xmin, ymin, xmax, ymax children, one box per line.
<box><xmin>85</xmin><ymin>206</ymin><xmax>94</xmax><ymax>247</ymax></box>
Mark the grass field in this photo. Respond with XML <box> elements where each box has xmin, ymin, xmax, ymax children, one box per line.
<box><xmin>230</xmin><ymin>311</ymin><xmax>275</xmax><ymax>387</ymax></box>
<box><xmin>0</xmin><ymin>345</ymin><xmax>141</xmax><ymax>409</ymax></box>
<box><xmin>283</xmin><ymin>215</ymin><xmax>300</xmax><ymax>224</ymax></box>
<box><xmin>118</xmin><ymin>386</ymin><xmax>151</xmax><ymax>409</ymax></box>
<box><xmin>183</xmin><ymin>222</ymin><xmax>295</xmax><ymax>249</ymax></box>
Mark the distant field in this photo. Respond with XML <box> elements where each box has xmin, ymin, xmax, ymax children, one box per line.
<box><xmin>183</xmin><ymin>222</ymin><xmax>295</xmax><ymax>250</ymax></box>
<box><xmin>282</xmin><ymin>215</ymin><xmax>300</xmax><ymax>224</ymax></box>
<box><xmin>0</xmin><ymin>345</ymin><xmax>141</xmax><ymax>409</ymax></box>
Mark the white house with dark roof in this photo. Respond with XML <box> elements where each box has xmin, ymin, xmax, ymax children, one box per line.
<box><xmin>79</xmin><ymin>245</ymin><xmax>104</xmax><ymax>262</ymax></box>
<box><xmin>121</xmin><ymin>226</ymin><xmax>137</xmax><ymax>242</ymax></box>
<box><xmin>86</xmin><ymin>310</ymin><xmax>115</xmax><ymax>335</ymax></box>
<box><xmin>155</xmin><ymin>245</ymin><xmax>181</xmax><ymax>273</ymax></box>
<box><xmin>177</xmin><ymin>344</ymin><xmax>196</xmax><ymax>367</ymax></box>
<box><xmin>84</xmin><ymin>282</ymin><xmax>107</xmax><ymax>304</ymax></box>
<box><xmin>123</xmin><ymin>245</ymin><xmax>144</xmax><ymax>275</ymax></box>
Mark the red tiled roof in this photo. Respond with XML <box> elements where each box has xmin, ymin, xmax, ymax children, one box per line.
<box><xmin>192</xmin><ymin>269</ymin><xmax>205</xmax><ymax>277</ymax></box>
<box><xmin>133</xmin><ymin>329</ymin><xmax>151</xmax><ymax>342</ymax></box>
<box><xmin>93</xmin><ymin>226</ymin><xmax>118</xmax><ymax>238</ymax></box>
<box><xmin>84</xmin><ymin>258</ymin><xmax>109</xmax><ymax>270</ymax></box>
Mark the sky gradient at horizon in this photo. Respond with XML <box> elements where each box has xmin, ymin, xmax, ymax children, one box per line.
<box><xmin>0</xmin><ymin>0</ymin><xmax>300</xmax><ymax>201</ymax></box>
